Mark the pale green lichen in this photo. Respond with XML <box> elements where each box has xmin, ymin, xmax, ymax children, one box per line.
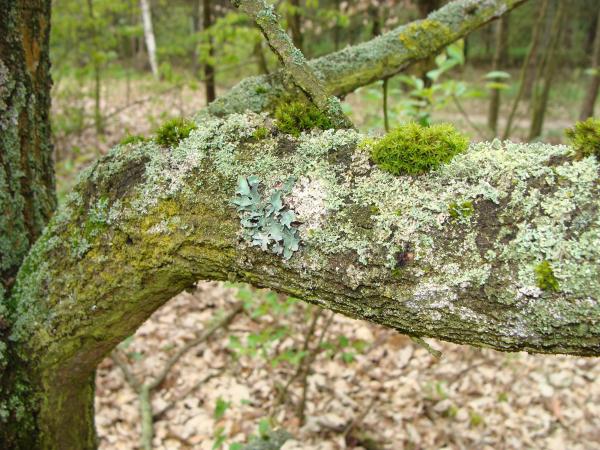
<box><xmin>232</xmin><ymin>176</ymin><xmax>300</xmax><ymax>259</ymax></box>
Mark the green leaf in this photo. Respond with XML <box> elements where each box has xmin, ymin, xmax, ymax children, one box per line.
<box><xmin>214</xmin><ymin>397</ymin><xmax>231</xmax><ymax>420</ymax></box>
<box><xmin>484</xmin><ymin>70</ymin><xmax>511</xmax><ymax>79</ymax></box>
<box><xmin>485</xmin><ymin>82</ymin><xmax>509</xmax><ymax>91</ymax></box>
<box><xmin>258</xmin><ymin>419</ymin><xmax>271</xmax><ymax>438</ymax></box>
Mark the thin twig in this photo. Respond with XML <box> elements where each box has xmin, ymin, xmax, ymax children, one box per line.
<box><xmin>110</xmin><ymin>350</ymin><xmax>142</xmax><ymax>391</ymax></box>
<box><xmin>343</xmin><ymin>395</ymin><xmax>378</xmax><ymax>437</ymax></box>
<box><xmin>110</xmin><ymin>302</ymin><xmax>243</xmax><ymax>450</ymax></box>
<box><xmin>148</xmin><ymin>303</ymin><xmax>243</xmax><ymax>390</ymax></box>
<box><xmin>274</xmin><ymin>306</ymin><xmax>324</xmax><ymax>407</ymax></box>
<box><xmin>410</xmin><ymin>336</ymin><xmax>443</xmax><ymax>359</ymax></box>
<box><xmin>153</xmin><ymin>368</ymin><xmax>225</xmax><ymax>421</ymax></box>
<box><xmin>451</xmin><ymin>94</ymin><xmax>487</xmax><ymax>139</ymax></box>
<box><xmin>296</xmin><ymin>311</ymin><xmax>336</xmax><ymax>424</ymax></box>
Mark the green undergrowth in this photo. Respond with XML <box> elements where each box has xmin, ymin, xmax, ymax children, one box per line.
<box><xmin>370</xmin><ymin>122</ymin><xmax>468</xmax><ymax>176</ymax></box>
<box><xmin>154</xmin><ymin>118</ymin><xmax>197</xmax><ymax>148</ymax></box>
<box><xmin>565</xmin><ymin>117</ymin><xmax>600</xmax><ymax>160</ymax></box>
<box><xmin>274</xmin><ymin>100</ymin><xmax>333</xmax><ymax>137</ymax></box>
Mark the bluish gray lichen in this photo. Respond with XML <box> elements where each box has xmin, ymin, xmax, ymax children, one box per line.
<box><xmin>232</xmin><ymin>176</ymin><xmax>300</xmax><ymax>259</ymax></box>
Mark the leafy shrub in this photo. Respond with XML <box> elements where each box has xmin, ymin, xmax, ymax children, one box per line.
<box><xmin>565</xmin><ymin>117</ymin><xmax>600</xmax><ymax>160</ymax></box>
<box><xmin>155</xmin><ymin>118</ymin><xmax>197</xmax><ymax>147</ymax></box>
<box><xmin>274</xmin><ymin>100</ymin><xmax>333</xmax><ymax>137</ymax></box>
<box><xmin>370</xmin><ymin>122</ymin><xmax>468</xmax><ymax>176</ymax></box>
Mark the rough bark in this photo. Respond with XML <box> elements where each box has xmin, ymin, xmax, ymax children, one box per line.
<box><xmin>5</xmin><ymin>111</ymin><xmax>600</xmax><ymax>448</ymax></box>
<box><xmin>208</xmin><ymin>0</ymin><xmax>529</xmax><ymax>118</ymax></box>
<box><xmin>0</xmin><ymin>0</ymin><xmax>56</xmax><ymax>302</ymax></box>
<box><xmin>580</xmin><ymin>7</ymin><xmax>600</xmax><ymax>120</ymax></box>
<box><xmin>140</xmin><ymin>0</ymin><xmax>160</xmax><ymax>80</ymax></box>
<box><xmin>232</xmin><ymin>0</ymin><xmax>351</xmax><ymax>128</ymax></box>
<box><xmin>0</xmin><ymin>0</ymin><xmax>61</xmax><ymax>448</ymax></box>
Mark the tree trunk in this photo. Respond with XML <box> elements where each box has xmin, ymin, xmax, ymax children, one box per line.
<box><xmin>502</xmin><ymin>0</ymin><xmax>549</xmax><ymax>139</ymax></box>
<box><xmin>0</xmin><ymin>1</ymin><xmax>92</xmax><ymax>448</ymax></box>
<box><xmin>12</xmin><ymin>2</ymin><xmax>597</xmax><ymax>449</ymax></box>
<box><xmin>580</xmin><ymin>7</ymin><xmax>600</xmax><ymax>120</ymax></box>
<box><xmin>86</xmin><ymin>0</ymin><xmax>104</xmax><ymax>134</ymax></box>
<box><xmin>140</xmin><ymin>0</ymin><xmax>160</xmax><ymax>80</ymax></box>
<box><xmin>415</xmin><ymin>0</ymin><xmax>441</xmax><ymax>87</ymax></box>
<box><xmin>528</xmin><ymin>0</ymin><xmax>565</xmax><ymax>141</ymax></box>
<box><xmin>0</xmin><ymin>0</ymin><xmax>56</xmax><ymax>299</ymax></box>
<box><xmin>487</xmin><ymin>15</ymin><xmax>509</xmax><ymax>137</ymax></box>
<box><xmin>203</xmin><ymin>0</ymin><xmax>216</xmax><ymax>104</ymax></box>
<box><xmin>287</xmin><ymin>0</ymin><xmax>303</xmax><ymax>53</ymax></box>
<box><xmin>253</xmin><ymin>39</ymin><xmax>270</xmax><ymax>75</ymax></box>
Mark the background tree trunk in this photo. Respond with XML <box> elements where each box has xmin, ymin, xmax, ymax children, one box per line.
<box><xmin>528</xmin><ymin>0</ymin><xmax>565</xmax><ymax>141</ymax></box>
<box><xmin>203</xmin><ymin>0</ymin><xmax>216</xmax><ymax>104</ymax></box>
<box><xmin>140</xmin><ymin>0</ymin><xmax>160</xmax><ymax>80</ymax></box>
<box><xmin>86</xmin><ymin>0</ymin><xmax>104</xmax><ymax>134</ymax></box>
<box><xmin>580</xmin><ymin>7</ymin><xmax>600</xmax><ymax>120</ymax></box>
<box><xmin>287</xmin><ymin>0</ymin><xmax>303</xmax><ymax>53</ymax></box>
<box><xmin>488</xmin><ymin>15</ymin><xmax>509</xmax><ymax>137</ymax></box>
<box><xmin>502</xmin><ymin>0</ymin><xmax>549</xmax><ymax>139</ymax></box>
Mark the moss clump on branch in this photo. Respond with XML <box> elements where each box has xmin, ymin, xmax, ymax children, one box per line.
<box><xmin>154</xmin><ymin>118</ymin><xmax>197</xmax><ymax>148</ymax></box>
<box><xmin>274</xmin><ymin>100</ymin><xmax>333</xmax><ymax>137</ymax></box>
<box><xmin>252</xmin><ymin>126</ymin><xmax>270</xmax><ymax>140</ymax></box>
<box><xmin>565</xmin><ymin>118</ymin><xmax>600</xmax><ymax>160</ymax></box>
<box><xmin>370</xmin><ymin>122</ymin><xmax>468</xmax><ymax>176</ymax></box>
<box><xmin>448</xmin><ymin>200</ymin><xmax>474</xmax><ymax>219</ymax></box>
<box><xmin>534</xmin><ymin>261</ymin><xmax>560</xmax><ymax>292</ymax></box>
<box><xmin>120</xmin><ymin>134</ymin><xmax>148</xmax><ymax>146</ymax></box>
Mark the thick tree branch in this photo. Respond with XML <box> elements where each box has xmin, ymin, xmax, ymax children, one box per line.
<box><xmin>232</xmin><ymin>0</ymin><xmax>352</xmax><ymax>128</ymax></box>
<box><xmin>207</xmin><ymin>0</ymin><xmax>528</xmax><ymax>117</ymax></box>
<box><xmin>8</xmin><ymin>112</ymin><xmax>599</xmax><ymax>443</ymax></box>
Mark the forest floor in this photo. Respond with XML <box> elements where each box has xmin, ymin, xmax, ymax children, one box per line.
<box><xmin>95</xmin><ymin>283</ymin><xmax>600</xmax><ymax>450</ymax></box>
<box><xmin>51</xmin><ymin>73</ymin><xmax>600</xmax><ymax>449</ymax></box>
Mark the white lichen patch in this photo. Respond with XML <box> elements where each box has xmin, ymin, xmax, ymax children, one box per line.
<box><xmin>286</xmin><ymin>177</ymin><xmax>328</xmax><ymax>239</ymax></box>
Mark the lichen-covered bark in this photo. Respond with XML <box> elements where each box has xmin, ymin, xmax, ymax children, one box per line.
<box><xmin>0</xmin><ymin>0</ymin><xmax>55</xmax><ymax>295</ymax></box>
<box><xmin>207</xmin><ymin>0</ymin><xmax>528</xmax><ymax>117</ymax></box>
<box><xmin>231</xmin><ymin>0</ymin><xmax>351</xmax><ymax>128</ymax></box>
<box><xmin>6</xmin><ymin>112</ymin><xmax>600</xmax><ymax>448</ymax></box>
<box><xmin>0</xmin><ymin>1</ymin><xmax>57</xmax><ymax>448</ymax></box>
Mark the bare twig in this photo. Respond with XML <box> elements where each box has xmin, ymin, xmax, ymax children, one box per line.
<box><xmin>410</xmin><ymin>336</ymin><xmax>443</xmax><ymax>359</ymax></box>
<box><xmin>343</xmin><ymin>395</ymin><xmax>378</xmax><ymax>437</ymax></box>
<box><xmin>110</xmin><ymin>302</ymin><xmax>243</xmax><ymax>450</ymax></box>
<box><xmin>296</xmin><ymin>311</ymin><xmax>336</xmax><ymax>425</ymax></box>
<box><xmin>153</xmin><ymin>368</ymin><xmax>225</xmax><ymax>421</ymax></box>
<box><xmin>148</xmin><ymin>303</ymin><xmax>243</xmax><ymax>390</ymax></box>
<box><xmin>451</xmin><ymin>94</ymin><xmax>487</xmax><ymax>139</ymax></box>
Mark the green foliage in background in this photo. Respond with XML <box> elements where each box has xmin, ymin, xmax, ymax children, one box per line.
<box><xmin>565</xmin><ymin>117</ymin><xmax>600</xmax><ymax>160</ymax></box>
<box><xmin>370</xmin><ymin>122</ymin><xmax>469</xmax><ymax>176</ymax></box>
